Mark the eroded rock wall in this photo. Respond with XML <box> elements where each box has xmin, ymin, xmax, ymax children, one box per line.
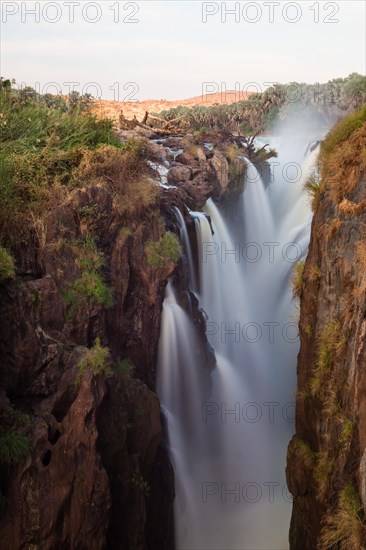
<box><xmin>287</xmin><ymin>117</ymin><xmax>366</xmax><ymax>549</ymax></box>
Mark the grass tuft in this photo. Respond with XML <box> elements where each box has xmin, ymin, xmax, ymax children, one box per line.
<box><xmin>318</xmin><ymin>484</ymin><xmax>365</xmax><ymax>549</ymax></box>
<box><xmin>0</xmin><ymin>433</ymin><xmax>29</xmax><ymax>467</ymax></box>
<box><xmin>320</xmin><ymin>107</ymin><xmax>366</xmax><ymax>204</ymax></box>
<box><xmin>305</xmin><ymin>174</ymin><xmax>322</xmax><ymax>212</ymax></box>
<box><xmin>292</xmin><ymin>260</ymin><xmax>305</xmax><ymax>299</ymax></box>
<box><xmin>0</xmin><ymin>246</ymin><xmax>15</xmax><ymax>282</ymax></box>
<box><xmin>77</xmin><ymin>337</ymin><xmax>112</xmax><ymax>380</ymax></box>
<box><xmin>310</xmin><ymin>320</ymin><xmax>345</xmax><ymax>397</ymax></box>
<box><xmin>320</xmin><ymin>106</ymin><xmax>366</xmax><ymax>163</ymax></box>
<box><xmin>313</xmin><ymin>450</ymin><xmax>334</xmax><ymax>501</ymax></box>
<box><xmin>75</xmin><ymin>143</ymin><xmax>159</xmax><ymax>217</ymax></box>
<box><xmin>0</xmin><ymin>85</ymin><xmax>120</xmax><ymax>241</ymax></box>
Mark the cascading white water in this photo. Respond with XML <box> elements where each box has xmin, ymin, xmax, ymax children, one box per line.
<box><xmin>174</xmin><ymin>207</ymin><xmax>197</xmax><ymax>292</ymax></box>
<box><xmin>157</xmin><ymin>134</ymin><xmax>321</xmax><ymax>549</ymax></box>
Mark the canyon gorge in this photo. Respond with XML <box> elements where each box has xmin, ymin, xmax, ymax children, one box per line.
<box><xmin>0</xmin><ymin>80</ymin><xmax>365</xmax><ymax>549</ymax></box>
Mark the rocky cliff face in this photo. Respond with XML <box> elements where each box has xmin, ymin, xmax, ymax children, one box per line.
<box><xmin>287</xmin><ymin>111</ymin><xmax>366</xmax><ymax>548</ymax></box>
<box><xmin>0</xmin><ymin>173</ymin><xmax>177</xmax><ymax>549</ymax></box>
<box><xmin>0</xmin><ymin>125</ymin><xmax>238</xmax><ymax>549</ymax></box>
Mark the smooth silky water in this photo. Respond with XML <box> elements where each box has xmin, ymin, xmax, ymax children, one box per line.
<box><xmin>157</xmin><ymin>133</ymin><xmax>321</xmax><ymax>549</ymax></box>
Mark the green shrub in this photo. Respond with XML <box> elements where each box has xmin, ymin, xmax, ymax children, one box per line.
<box><xmin>0</xmin><ymin>433</ymin><xmax>29</xmax><ymax>467</ymax></box>
<box><xmin>145</xmin><ymin>232</ymin><xmax>180</xmax><ymax>268</ymax></box>
<box><xmin>116</xmin><ymin>359</ymin><xmax>135</xmax><ymax>378</ymax></box>
<box><xmin>66</xmin><ymin>272</ymin><xmax>113</xmax><ymax>310</ymax></box>
<box><xmin>77</xmin><ymin>337</ymin><xmax>112</xmax><ymax>379</ymax></box>
<box><xmin>292</xmin><ymin>260</ymin><xmax>305</xmax><ymax>299</ymax></box>
<box><xmin>0</xmin><ymin>246</ymin><xmax>15</xmax><ymax>282</ymax></box>
<box><xmin>65</xmin><ymin>237</ymin><xmax>113</xmax><ymax>317</ymax></box>
<box><xmin>0</xmin><ymin>83</ymin><xmax>120</xmax><ymax>240</ymax></box>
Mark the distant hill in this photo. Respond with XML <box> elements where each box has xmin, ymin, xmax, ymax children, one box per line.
<box><xmin>92</xmin><ymin>90</ymin><xmax>253</xmax><ymax>123</ymax></box>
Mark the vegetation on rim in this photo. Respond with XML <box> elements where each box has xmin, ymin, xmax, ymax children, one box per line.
<box><xmin>319</xmin><ymin>106</ymin><xmax>366</xmax><ymax>205</ymax></box>
<box><xmin>156</xmin><ymin>74</ymin><xmax>366</xmax><ymax>135</ymax></box>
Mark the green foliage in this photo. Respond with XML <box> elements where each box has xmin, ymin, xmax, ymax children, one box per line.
<box><xmin>65</xmin><ymin>237</ymin><xmax>113</xmax><ymax>318</ymax></box>
<box><xmin>66</xmin><ymin>271</ymin><xmax>113</xmax><ymax>310</ymax></box>
<box><xmin>341</xmin><ymin>72</ymin><xmax>366</xmax><ymax>109</ymax></box>
<box><xmin>77</xmin><ymin>337</ymin><xmax>112</xmax><ymax>379</ymax></box>
<box><xmin>319</xmin><ymin>484</ymin><xmax>365</xmax><ymax>549</ymax></box>
<box><xmin>320</xmin><ymin>105</ymin><xmax>366</xmax><ymax>163</ymax></box>
<box><xmin>120</xmin><ymin>138</ymin><xmax>147</xmax><ymax>159</ymax></box>
<box><xmin>156</xmin><ymin>74</ymin><xmax>366</xmax><ymax>135</ymax></box>
<box><xmin>292</xmin><ymin>260</ymin><xmax>305</xmax><ymax>299</ymax></box>
<box><xmin>0</xmin><ymin>101</ymin><xmax>120</xmax><ymax>156</ymax></box>
<box><xmin>116</xmin><ymin>359</ymin><xmax>135</xmax><ymax>378</ymax></box>
<box><xmin>145</xmin><ymin>232</ymin><xmax>180</xmax><ymax>268</ymax></box>
<box><xmin>0</xmin><ymin>246</ymin><xmax>15</xmax><ymax>282</ymax></box>
<box><xmin>0</xmin><ymin>433</ymin><xmax>29</xmax><ymax>467</ymax></box>
<box><xmin>67</xmin><ymin>91</ymin><xmax>93</xmax><ymax>114</ymax></box>
<box><xmin>0</xmin><ymin>81</ymin><xmax>120</xmax><ymax>241</ymax></box>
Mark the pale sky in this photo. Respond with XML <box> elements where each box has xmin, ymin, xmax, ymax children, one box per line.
<box><xmin>1</xmin><ymin>1</ymin><xmax>365</xmax><ymax>100</ymax></box>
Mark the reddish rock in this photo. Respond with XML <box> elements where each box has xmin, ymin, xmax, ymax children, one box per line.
<box><xmin>167</xmin><ymin>164</ymin><xmax>192</xmax><ymax>185</ymax></box>
<box><xmin>286</xmin><ymin>122</ymin><xmax>366</xmax><ymax>548</ymax></box>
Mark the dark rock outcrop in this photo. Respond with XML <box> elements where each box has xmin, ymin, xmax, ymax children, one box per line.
<box><xmin>0</xmin><ymin>176</ymin><xmax>178</xmax><ymax>549</ymax></box>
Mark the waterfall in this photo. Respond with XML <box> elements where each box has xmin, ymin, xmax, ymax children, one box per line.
<box><xmin>157</xmin><ymin>136</ymin><xmax>318</xmax><ymax>549</ymax></box>
<box><xmin>173</xmin><ymin>207</ymin><xmax>197</xmax><ymax>292</ymax></box>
